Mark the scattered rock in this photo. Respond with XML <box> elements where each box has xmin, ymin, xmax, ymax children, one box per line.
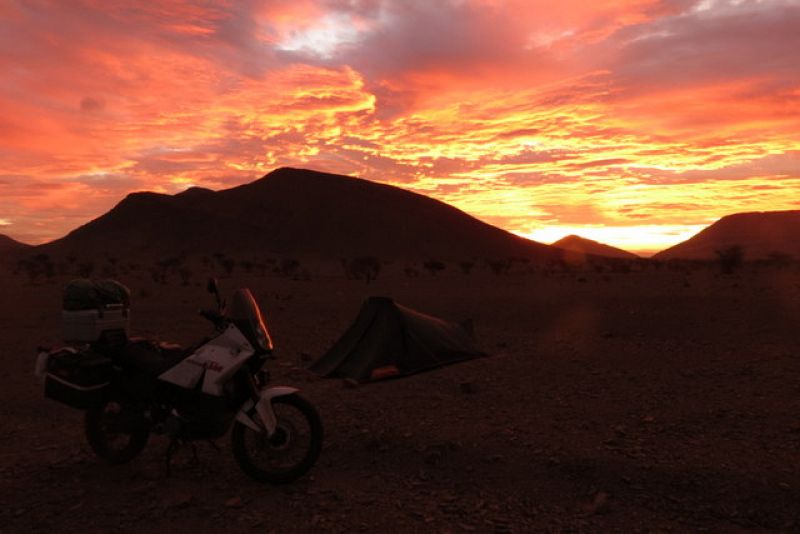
<box><xmin>164</xmin><ymin>493</ymin><xmax>194</xmax><ymax>509</ymax></box>
<box><xmin>581</xmin><ymin>491</ymin><xmax>610</xmax><ymax>515</ymax></box>
<box><xmin>460</xmin><ymin>382</ymin><xmax>477</xmax><ymax>394</ymax></box>
<box><xmin>225</xmin><ymin>496</ymin><xmax>244</xmax><ymax>508</ymax></box>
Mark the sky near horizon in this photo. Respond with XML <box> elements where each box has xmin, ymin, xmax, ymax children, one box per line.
<box><xmin>1</xmin><ymin>0</ymin><xmax>799</xmax><ymax>254</ymax></box>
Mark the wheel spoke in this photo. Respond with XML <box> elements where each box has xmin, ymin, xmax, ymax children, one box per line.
<box><xmin>231</xmin><ymin>394</ymin><xmax>322</xmax><ymax>483</ymax></box>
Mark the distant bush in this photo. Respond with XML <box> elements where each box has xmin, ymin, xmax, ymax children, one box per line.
<box><xmin>16</xmin><ymin>254</ymin><xmax>58</xmax><ymax>283</ymax></box>
<box><xmin>423</xmin><ymin>259</ymin><xmax>446</xmax><ymax>276</ymax></box>
<box><xmin>486</xmin><ymin>258</ymin><xmax>511</xmax><ymax>276</ymax></box>
<box><xmin>275</xmin><ymin>258</ymin><xmax>301</xmax><ymax>278</ymax></box>
<box><xmin>767</xmin><ymin>252</ymin><xmax>793</xmax><ymax>268</ymax></box>
<box><xmin>153</xmin><ymin>255</ymin><xmax>186</xmax><ymax>283</ymax></box>
<box><xmin>343</xmin><ymin>257</ymin><xmax>381</xmax><ymax>283</ymax></box>
<box><xmin>715</xmin><ymin>245</ymin><xmax>744</xmax><ymax>274</ymax></box>
<box><xmin>404</xmin><ymin>267</ymin><xmax>420</xmax><ymax>278</ymax></box>
<box><xmin>221</xmin><ymin>258</ymin><xmax>236</xmax><ymax>276</ymax></box>
<box><xmin>15</xmin><ymin>259</ymin><xmax>40</xmax><ymax>283</ymax></box>
<box><xmin>178</xmin><ymin>267</ymin><xmax>192</xmax><ymax>286</ymax></box>
<box><xmin>77</xmin><ymin>262</ymin><xmax>95</xmax><ymax>278</ymax></box>
<box><xmin>459</xmin><ymin>260</ymin><xmax>475</xmax><ymax>275</ymax></box>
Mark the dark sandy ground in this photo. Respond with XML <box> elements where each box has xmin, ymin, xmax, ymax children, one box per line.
<box><xmin>2</xmin><ymin>264</ymin><xmax>800</xmax><ymax>532</ymax></box>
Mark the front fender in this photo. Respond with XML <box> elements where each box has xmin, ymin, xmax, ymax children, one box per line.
<box><xmin>235</xmin><ymin>386</ymin><xmax>299</xmax><ymax>435</ymax></box>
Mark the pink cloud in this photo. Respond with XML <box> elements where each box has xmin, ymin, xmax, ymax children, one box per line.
<box><xmin>0</xmin><ymin>0</ymin><xmax>798</xmax><ymax>251</ymax></box>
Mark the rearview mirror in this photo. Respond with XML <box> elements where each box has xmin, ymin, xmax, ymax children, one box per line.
<box><xmin>207</xmin><ymin>277</ymin><xmax>223</xmax><ymax>311</ymax></box>
<box><xmin>207</xmin><ymin>277</ymin><xmax>219</xmax><ymax>295</ymax></box>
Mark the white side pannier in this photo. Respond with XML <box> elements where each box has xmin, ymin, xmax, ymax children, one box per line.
<box><xmin>62</xmin><ymin>279</ymin><xmax>131</xmax><ymax>343</ymax></box>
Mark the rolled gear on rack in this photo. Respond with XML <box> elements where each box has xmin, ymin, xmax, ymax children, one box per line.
<box><xmin>62</xmin><ymin>279</ymin><xmax>131</xmax><ymax>344</ymax></box>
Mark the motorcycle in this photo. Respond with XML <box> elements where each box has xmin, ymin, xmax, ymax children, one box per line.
<box><xmin>36</xmin><ymin>278</ymin><xmax>323</xmax><ymax>484</ymax></box>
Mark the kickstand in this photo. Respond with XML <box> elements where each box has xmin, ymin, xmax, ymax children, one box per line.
<box><xmin>190</xmin><ymin>442</ymin><xmax>199</xmax><ymax>465</ymax></box>
<box><xmin>165</xmin><ymin>438</ymin><xmax>180</xmax><ymax>478</ymax></box>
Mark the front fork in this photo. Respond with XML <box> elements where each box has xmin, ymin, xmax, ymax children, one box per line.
<box><xmin>235</xmin><ymin>386</ymin><xmax>299</xmax><ymax>436</ymax></box>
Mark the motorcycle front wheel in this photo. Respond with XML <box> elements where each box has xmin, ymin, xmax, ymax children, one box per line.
<box><xmin>85</xmin><ymin>398</ymin><xmax>150</xmax><ymax>464</ymax></box>
<box><xmin>231</xmin><ymin>393</ymin><xmax>323</xmax><ymax>484</ymax></box>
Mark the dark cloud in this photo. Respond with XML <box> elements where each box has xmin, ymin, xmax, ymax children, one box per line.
<box><xmin>79</xmin><ymin>97</ymin><xmax>105</xmax><ymax>112</ymax></box>
<box><xmin>611</xmin><ymin>1</ymin><xmax>800</xmax><ymax>92</ymax></box>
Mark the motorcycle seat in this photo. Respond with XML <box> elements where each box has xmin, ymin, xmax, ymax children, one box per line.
<box><xmin>114</xmin><ymin>338</ymin><xmax>195</xmax><ymax>376</ymax></box>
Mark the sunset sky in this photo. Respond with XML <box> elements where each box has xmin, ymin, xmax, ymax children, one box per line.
<box><xmin>1</xmin><ymin>0</ymin><xmax>799</xmax><ymax>255</ymax></box>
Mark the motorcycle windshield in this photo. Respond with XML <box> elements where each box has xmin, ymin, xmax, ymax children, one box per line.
<box><xmin>230</xmin><ymin>288</ymin><xmax>273</xmax><ymax>352</ymax></box>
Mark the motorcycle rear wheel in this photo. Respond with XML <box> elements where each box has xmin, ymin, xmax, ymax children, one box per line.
<box><xmin>85</xmin><ymin>399</ymin><xmax>150</xmax><ymax>464</ymax></box>
<box><xmin>231</xmin><ymin>393</ymin><xmax>323</xmax><ymax>484</ymax></box>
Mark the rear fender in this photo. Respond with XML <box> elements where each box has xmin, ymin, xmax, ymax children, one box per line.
<box><xmin>235</xmin><ymin>386</ymin><xmax>299</xmax><ymax>435</ymax></box>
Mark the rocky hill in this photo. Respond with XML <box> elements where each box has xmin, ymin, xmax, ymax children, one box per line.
<box><xmin>654</xmin><ymin>211</ymin><xmax>800</xmax><ymax>261</ymax></box>
<box><xmin>40</xmin><ymin>168</ymin><xmax>557</xmax><ymax>262</ymax></box>
<box><xmin>552</xmin><ymin>235</ymin><xmax>638</xmax><ymax>260</ymax></box>
<box><xmin>0</xmin><ymin>234</ymin><xmax>31</xmax><ymax>253</ymax></box>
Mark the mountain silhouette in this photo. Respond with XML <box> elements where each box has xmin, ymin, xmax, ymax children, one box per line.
<box><xmin>552</xmin><ymin>235</ymin><xmax>638</xmax><ymax>259</ymax></box>
<box><xmin>41</xmin><ymin>168</ymin><xmax>558</xmax><ymax>261</ymax></box>
<box><xmin>654</xmin><ymin>210</ymin><xmax>800</xmax><ymax>260</ymax></box>
<box><xmin>0</xmin><ymin>234</ymin><xmax>31</xmax><ymax>252</ymax></box>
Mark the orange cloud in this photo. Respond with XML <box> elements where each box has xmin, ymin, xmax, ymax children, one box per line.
<box><xmin>0</xmin><ymin>0</ymin><xmax>798</xmax><ymax>254</ymax></box>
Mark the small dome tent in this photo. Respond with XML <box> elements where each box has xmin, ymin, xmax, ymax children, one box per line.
<box><xmin>310</xmin><ymin>297</ymin><xmax>485</xmax><ymax>382</ymax></box>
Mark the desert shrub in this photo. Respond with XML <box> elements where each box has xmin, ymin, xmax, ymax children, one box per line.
<box><xmin>15</xmin><ymin>259</ymin><xmax>40</xmax><ymax>283</ymax></box>
<box><xmin>544</xmin><ymin>259</ymin><xmax>568</xmax><ymax>275</ymax></box>
<box><xmin>343</xmin><ymin>256</ymin><xmax>381</xmax><ymax>283</ymax></box>
<box><xmin>221</xmin><ymin>258</ymin><xmax>236</xmax><ymax>276</ymax></box>
<box><xmin>715</xmin><ymin>245</ymin><xmax>744</xmax><ymax>274</ymax></box>
<box><xmin>275</xmin><ymin>258</ymin><xmax>301</xmax><ymax>278</ymax></box>
<box><xmin>459</xmin><ymin>260</ymin><xmax>475</xmax><ymax>275</ymax></box>
<box><xmin>612</xmin><ymin>262</ymin><xmax>632</xmax><ymax>274</ymax></box>
<box><xmin>486</xmin><ymin>258</ymin><xmax>511</xmax><ymax>276</ymax></box>
<box><xmin>153</xmin><ymin>255</ymin><xmax>185</xmax><ymax>283</ymax></box>
<box><xmin>100</xmin><ymin>255</ymin><xmax>119</xmax><ymax>278</ymax></box>
<box><xmin>77</xmin><ymin>262</ymin><xmax>95</xmax><ymax>278</ymax></box>
<box><xmin>16</xmin><ymin>254</ymin><xmax>57</xmax><ymax>282</ymax></box>
<box><xmin>178</xmin><ymin>267</ymin><xmax>192</xmax><ymax>286</ymax></box>
<box><xmin>33</xmin><ymin>254</ymin><xmax>55</xmax><ymax>280</ymax></box>
<box><xmin>423</xmin><ymin>259</ymin><xmax>446</xmax><ymax>275</ymax></box>
<box><xmin>294</xmin><ymin>269</ymin><xmax>313</xmax><ymax>281</ymax></box>
<box><xmin>768</xmin><ymin>252</ymin><xmax>793</xmax><ymax>268</ymax></box>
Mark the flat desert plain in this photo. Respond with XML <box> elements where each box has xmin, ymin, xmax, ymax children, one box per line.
<box><xmin>2</xmin><ymin>263</ymin><xmax>800</xmax><ymax>532</ymax></box>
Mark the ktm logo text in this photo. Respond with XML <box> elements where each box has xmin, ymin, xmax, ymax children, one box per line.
<box><xmin>187</xmin><ymin>359</ymin><xmax>225</xmax><ymax>372</ymax></box>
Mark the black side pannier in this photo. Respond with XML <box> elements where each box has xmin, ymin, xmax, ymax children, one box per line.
<box><xmin>44</xmin><ymin>349</ymin><xmax>113</xmax><ymax>409</ymax></box>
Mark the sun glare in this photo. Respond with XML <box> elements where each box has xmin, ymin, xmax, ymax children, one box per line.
<box><xmin>521</xmin><ymin>225</ymin><xmax>710</xmax><ymax>257</ymax></box>
<box><xmin>0</xmin><ymin>1</ymin><xmax>798</xmax><ymax>249</ymax></box>
<box><xmin>276</xmin><ymin>14</ymin><xmax>366</xmax><ymax>58</ymax></box>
